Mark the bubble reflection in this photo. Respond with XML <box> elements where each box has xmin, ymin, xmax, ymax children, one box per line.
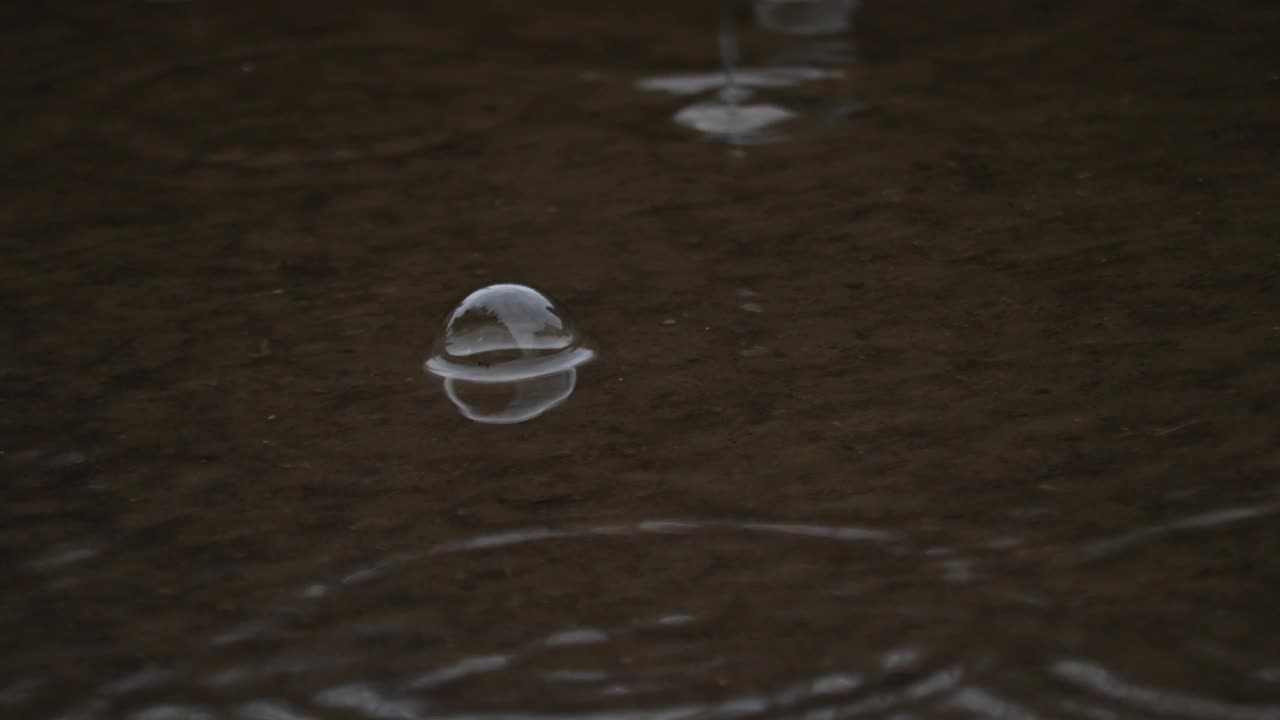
<box><xmin>442</xmin><ymin>370</ymin><xmax>578</xmax><ymax>425</ymax></box>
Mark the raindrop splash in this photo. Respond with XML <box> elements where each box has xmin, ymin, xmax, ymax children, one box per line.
<box><xmin>641</xmin><ymin>0</ymin><xmax>862</xmax><ymax>146</ymax></box>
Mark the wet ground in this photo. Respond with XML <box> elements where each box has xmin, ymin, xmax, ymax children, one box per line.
<box><xmin>3</xmin><ymin>0</ymin><xmax>1280</xmax><ymax>718</ymax></box>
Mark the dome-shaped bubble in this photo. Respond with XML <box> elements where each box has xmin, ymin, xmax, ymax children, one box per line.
<box><xmin>424</xmin><ymin>284</ymin><xmax>594</xmax><ymax>383</ymax></box>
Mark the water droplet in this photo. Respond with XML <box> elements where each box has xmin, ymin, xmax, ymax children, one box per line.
<box><xmin>424</xmin><ymin>284</ymin><xmax>595</xmax><ymax>424</ymax></box>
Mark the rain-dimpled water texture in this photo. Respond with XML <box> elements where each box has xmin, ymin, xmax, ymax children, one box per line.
<box><xmin>424</xmin><ymin>284</ymin><xmax>594</xmax><ymax>424</ymax></box>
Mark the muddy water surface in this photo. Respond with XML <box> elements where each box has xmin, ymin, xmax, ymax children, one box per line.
<box><xmin>3</xmin><ymin>1</ymin><xmax>1280</xmax><ymax>718</ymax></box>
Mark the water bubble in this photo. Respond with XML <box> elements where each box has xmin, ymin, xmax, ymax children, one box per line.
<box><xmin>424</xmin><ymin>284</ymin><xmax>593</xmax><ymax>381</ymax></box>
<box><xmin>424</xmin><ymin>284</ymin><xmax>594</xmax><ymax>424</ymax></box>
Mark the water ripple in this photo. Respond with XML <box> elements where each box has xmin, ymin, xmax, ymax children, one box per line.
<box><xmin>25</xmin><ymin>546</ymin><xmax>101</xmax><ymax>572</ymax></box>
<box><xmin>405</xmin><ymin>655</ymin><xmax>512</xmax><ymax>691</ymax></box>
<box><xmin>21</xmin><ymin>507</ymin><xmax>1276</xmax><ymax>720</ymax></box>
<box><xmin>237</xmin><ymin>700</ymin><xmax>314</xmax><ymax>720</ymax></box>
<box><xmin>130</xmin><ymin>706</ymin><xmax>219</xmax><ymax>720</ymax></box>
<box><xmin>1074</xmin><ymin>501</ymin><xmax>1280</xmax><ymax>562</ymax></box>
<box><xmin>0</xmin><ymin>677</ymin><xmax>42</xmax><ymax>707</ymax></box>
<box><xmin>312</xmin><ymin>684</ymin><xmax>426</xmax><ymax>720</ymax></box>
<box><xmin>430</xmin><ymin>518</ymin><xmax>892</xmax><ymax>558</ymax></box>
<box><xmin>1052</xmin><ymin>659</ymin><xmax>1280</xmax><ymax>720</ymax></box>
<box><xmin>946</xmin><ymin>687</ymin><xmax>1043</xmax><ymax>719</ymax></box>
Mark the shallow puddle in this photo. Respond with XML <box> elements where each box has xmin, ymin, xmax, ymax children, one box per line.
<box><xmin>3</xmin><ymin>0</ymin><xmax>1280</xmax><ymax>718</ymax></box>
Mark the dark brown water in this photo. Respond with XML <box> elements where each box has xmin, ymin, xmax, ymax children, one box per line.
<box><xmin>4</xmin><ymin>1</ymin><xmax>1280</xmax><ymax>718</ymax></box>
